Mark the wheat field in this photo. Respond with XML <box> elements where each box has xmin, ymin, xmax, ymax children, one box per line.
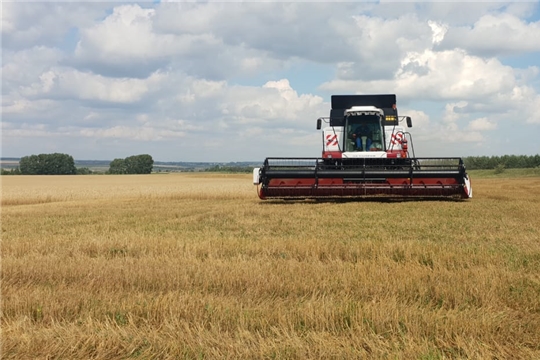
<box><xmin>1</xmin><ymin>173</ymin><xmax>539</xmax><ymax>359</ymax></box>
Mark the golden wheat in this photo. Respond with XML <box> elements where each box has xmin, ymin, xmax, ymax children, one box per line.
<box><xmin>2</xmin><ymin>173</ymin><xmax>539</xmax><ymax>359</ymax></box>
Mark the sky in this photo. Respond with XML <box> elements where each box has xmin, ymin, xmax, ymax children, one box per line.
<box><xmin>2</xmin><ymin>1</ymin><xmax>540</xmax><ymax>162</ymax></box>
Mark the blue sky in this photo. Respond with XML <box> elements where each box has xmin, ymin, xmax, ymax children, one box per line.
<box><xmin>2</xmin><ymin>1</ymin><xmax>540</xmax><ymax>162</ymax></box>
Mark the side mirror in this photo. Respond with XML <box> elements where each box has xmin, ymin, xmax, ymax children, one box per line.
<box><xmin>316</xmin><ymin>118</ymin><xmax>322</xmax><ymax>130</ymax></box>
<box><xmin>406</xmin><ymin>116</ymin><xmax>412</xmax><ymax>128</ymax></box>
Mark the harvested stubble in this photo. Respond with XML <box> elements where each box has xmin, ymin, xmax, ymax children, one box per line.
<box><xmin>2</xmin><ymin>174</ymin><xmax>540</xmax><ymax>359</ymax></box>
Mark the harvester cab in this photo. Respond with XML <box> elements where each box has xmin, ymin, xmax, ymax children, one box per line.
<box><xmin>254</xmin><ymin>94</ymin><xmax>472</xmax><ymax>200</ymax></box>
<box><xmin>322</xmin><ymin>107</ymin><xmax>386</xmax><ymax>154</ymax></box>
<box><xmin>317</xmin><ymin>95</ymin><xmax>413</xmax><ymax>164</ymax></box>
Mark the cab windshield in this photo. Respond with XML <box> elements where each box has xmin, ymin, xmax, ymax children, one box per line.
<box><xmin>345</xmin><ymin>115</ymin><xmax>384</xmax><ymax>152</ymax></box>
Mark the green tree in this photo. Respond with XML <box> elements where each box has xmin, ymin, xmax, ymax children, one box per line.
<box><xmin>124</xmin><ymin>154</ymin><xmax>154</xmax><ymax>174</ymax></box>
<box><xmin>124</xmin><ymin>156</ymin><xmax>138</xmax><ymax>174</ymax></box>
<box><xmin>1</xmin><ymin>167</ymin><xmax>21</xmax><ymax>175</ymax></box>
<box><xmin>48</xmin><ymin>153</ymin><xmax>76</xmax><ymax>175</ymax></box>
<box><xmin>19</xmin><ymin>155</ymin><xmax>40</xmax><ymax>174</ymax></box>
<box><xmin>19</xmin><ymin>153</ymin><xmax>76</xmax><ymax>175</ymax></box>
<box><xmin>464</xmin><ymin>155</ymin><xmax>540</xmax><ymax>170</ymax></box>
<box><xmin>76</xmin><ymin>167</ymin><xmax>93</xmax><ymax>175</ymax></box>
<box><xmin>108</xmin><ymin>158</ymin><xmax>127</xmax><ymax>174</ymax></box>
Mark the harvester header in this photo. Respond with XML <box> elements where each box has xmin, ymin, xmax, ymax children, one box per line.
<box><xmin>253</xmin><ymin>94</ymin><xmax>472</xmax><ymax>200</ymax></box>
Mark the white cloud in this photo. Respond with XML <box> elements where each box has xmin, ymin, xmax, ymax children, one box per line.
<box><xmin>440</xmin><ymin>13</ymin><xmax>540</xmax><ymax>56</ymax></box>
<box><xmin>2</xmin><ymin>122</ymin><xmax>57</xmax><ymax>138</ymax></box>
<box><xmin>1</xmin><ymin>3</ymin><xmax>110</xmax><ymax>50</ymax></box>
<box><xmin>403</xmin><ymin>2</ymin><xmax>535</xmax><ymax>26</ymax></box>
<box><xmin>428</xmin><ymin>21</ymin><xmax>448</xmax><ymax>44</ymax></box>
<box><xmin>74</xmin><ymin>5</ymin><xmax>181</xmax><ymax>64</ymax></box>
<box><xmin>402</xmin><ymin>109</ymin><xmax>430</xmax><ymax>129</ymax></box>
<box><xmin>80</xmin><ymin>126</ymin><xmax>186</xmax><ymax>141</ymax></box>
<box><xmin>2</xmin><ymin>98</ymin><xmax>56</xmax><ymax>115</ymax></box>
<box><xmin>524</xmin><ymin>95</ymin><xmax>540</xmax><ymax>124</ymax></box>
<box><xmin>19</xmin><ymin>67</ymin><xmax>166</xmax><ymax>103</ymax></box>
<box><xmin>2</xmin><ymin>46</ymin><xmax>63</xmax><ymax>92</ymax></box>
<box><xmin>219</xmin><ymin>79</ymin><xmax>324</xmax><ymax>124</ymax></box>
<box><xmin>443</xmin><ymin>102</ymin><xmax>468</xmax><ymax>124</ymax></box>
<box><xmin>190</xmin><ymin>79</ymin><xmax>227</xmax><ymax>98</ymax></box>
<box><xmin>320</xmin><ymin>47</ymin><xmax>538</xmax><ymax>128</ymax></box>
<box><xmin>467</xmin><ymin>117</ymin><xmax>497</xmax><ymax>131</ymax></box>
<box><xmin>331</xmin><ymin>13</ymin><xmax>434</xmax><ymax>80</ymax></box>
<box><xmin>2</xmin><ymin>2</ymin><xmax>539</xmax><ymax>160</ymax></box>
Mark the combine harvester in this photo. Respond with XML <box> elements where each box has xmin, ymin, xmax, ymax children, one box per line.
<box><xmin>253</xmin><ymin>94</ymin><xmax>472</xmax><ymax>200</ymax></box>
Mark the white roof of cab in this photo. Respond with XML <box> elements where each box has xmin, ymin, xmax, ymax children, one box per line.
<box><xmin>345</xmin><ymin>106</ymin><xmax>384</xmax><ymax>116</ymax></box>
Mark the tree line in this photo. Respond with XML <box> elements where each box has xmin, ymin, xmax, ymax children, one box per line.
<box><xmin>108</xmin><ymin>155</ymin><xmax>154</xmax><ymax>174</ymax></box>
<box><xmin>2</xmin><ymin>153</ymin><xmax>539</xmax><ymax>175</ymax></box>
<box><xmin>204</xmin><ymin>165</ymin><xmax>253</xmax><ymax>173</ymax></box>
<box><xmin>15</xmin><ymin>153</ymin><xmax>76</xmax><ymax>175</ymax></box>
<box><xmin>463</xmin><ymin>155</ymin><xmax>540</xmax><ymax>170</ymax></box>
<box><xmin>1</xmin><ymin>153</ymin><xmax>154</xmax><ymax>175</ymax></box>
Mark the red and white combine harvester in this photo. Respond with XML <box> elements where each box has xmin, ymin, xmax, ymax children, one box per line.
<box><xmin>253</xmin><ymin>94</ymin><xmax>472</xmax><ymax>200</ymax></box>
